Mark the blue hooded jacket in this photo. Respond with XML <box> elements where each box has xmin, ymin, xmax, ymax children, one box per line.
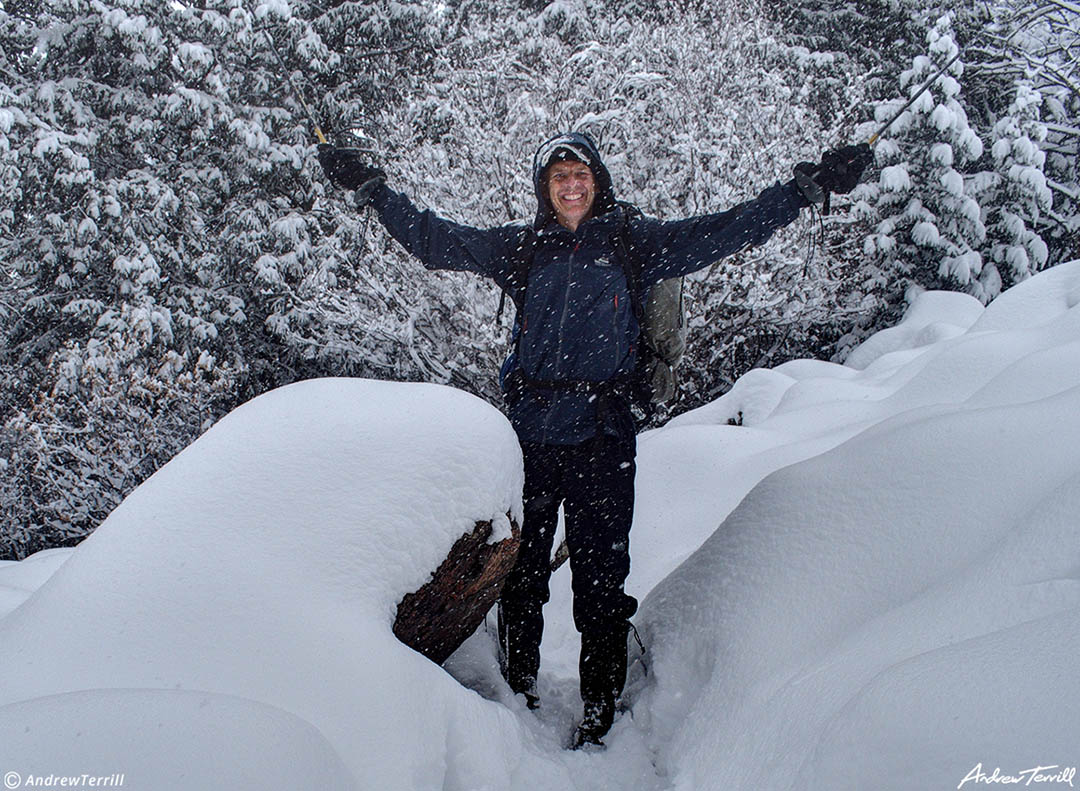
<box><xmin>367</xmin><ymin>132</ymin><xmax>808</xmax><ymax>445</ymax></box>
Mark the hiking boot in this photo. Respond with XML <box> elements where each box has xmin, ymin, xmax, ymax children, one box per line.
<box><xmin>497</xmin><ymin>600</ymin><xmax>543</xmax><ymax>708</ymax></box>
<box><xmin>570</xmin><ymin>698</ymin><xmax>614</xmax><ymax>750</ymax></box>
<box><xmin>514</xmin><ymin>678</ymin><xmax>540</xmax><ymax>711</ymax></box>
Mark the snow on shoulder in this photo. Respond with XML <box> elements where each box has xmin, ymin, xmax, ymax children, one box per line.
<box><xmin>0</xmin><ymin>378</ymin><xmax>525</xmax><ymax>791</ymax></box>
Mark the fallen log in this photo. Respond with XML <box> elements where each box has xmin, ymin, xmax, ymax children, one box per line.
<box><xmin>393</xmin><ymin>515</ymin><xmax>520</xmax><ymax>664</ymax></box>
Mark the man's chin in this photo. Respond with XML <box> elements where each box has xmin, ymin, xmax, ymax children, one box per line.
<box><xmin>557</xmin><ymin>209</ymin><xmax>592</xmax><ymax>226</ymax></box>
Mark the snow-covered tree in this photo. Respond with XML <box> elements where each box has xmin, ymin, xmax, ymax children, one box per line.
<box><xmin>857</xmin><ymin>16</ymin><xmax>989</xmax><ymax>305</ymax></box>
<box><xmin>1014</xmin><ymin>2</ymin><xmax>1080</xmax><ymax>264</ymax></box>
<box><xmin>0</xmin><ymin>0</ymin><xmax>456</xmax><ymax>554</ymax></box>
<box><xmin>968</xmin><ymin>1</ymin><xmax>1079</xmax><ymax>265</ymax></box>
<box><xmin>984</xmin><ymin>83</ymin><xmax>1052</xmax><ymax>290</ymax></box>
<box><xmin>764</xmin><ymin>0</ymin><xmax>925</xmax><ymax>83</ymax></box>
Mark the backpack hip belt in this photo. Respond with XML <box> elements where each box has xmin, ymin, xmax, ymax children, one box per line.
<box><xmin>506</xmin><ymin>368</ymin><xmax>633</xmax><ymax>401</ymax></box>
<box><xmin>513</xmin><ymin>370</ymin><xmax>634</xmax><ymax>436</ymax></box>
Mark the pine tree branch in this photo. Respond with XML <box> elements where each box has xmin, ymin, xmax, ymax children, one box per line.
<box><xmin>1042</xmin><ymin>0</ymin><xmax>1080</xmax><ymax>15</ymax></box>
<box><xmin>351</xmin><ymin>42</ymin><xmax>420</xmax><ymax>60</ymax></box>
<box><xmin>1045</xmin><ymin>122</ymin><xmax>1080</xmax><ymax>138</ymax></box>
<box><xmin>1047</xmin><ymin>178</ymin><xmax>1080</xmax><ymax>202</ymax></box>
<box><xmin>0</xmin><ymin>63</ymin><xmax>32</xmax><ymax>88</ymax></box>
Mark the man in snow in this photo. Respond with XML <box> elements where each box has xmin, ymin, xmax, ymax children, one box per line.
<box><xmin>318</xmin><ymin>132</ymin><xmax>870</xmax><ymax>747</ymax></box>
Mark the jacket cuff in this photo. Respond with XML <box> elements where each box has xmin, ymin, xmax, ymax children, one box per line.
<box><xmin>785</xmin><ymin>178</ymin><xmax>813</xmax><ymax>209</ymax></box>
<box><xmin>367</xmin><ymin>181</ymin><xmax>393</xmax><ymax>212</ymax></box>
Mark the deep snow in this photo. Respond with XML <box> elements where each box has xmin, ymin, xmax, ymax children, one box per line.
<box><xmin>3</xmin><ymin>263</ymin><xmax>1080</xmax><ymax>790</ymax></box>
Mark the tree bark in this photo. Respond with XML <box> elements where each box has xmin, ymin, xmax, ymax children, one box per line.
<box><xmin>393</xmin><ymin>515</ymin><xmax>520</xmax><ymax>665</ymax></box>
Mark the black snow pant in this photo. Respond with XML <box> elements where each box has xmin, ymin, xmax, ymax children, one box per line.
<box><xmin>499</xmin><ymin>434</ymin><xmax>638</xmax><ymax>712</ymax></box>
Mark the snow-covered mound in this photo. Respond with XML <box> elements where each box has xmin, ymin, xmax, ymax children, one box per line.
<box><xmin>0</xmin><ymin>547</ymin><xmax>72</xmax><ymax>619</ymax></box>
<box><xmin>0</xmin><ymin>379</ymin><xmax>526</xmax><ymax>791</ymax></box>
<box><xmin>0</xmin><ymin>689</ymin><xmax>356</xmax><ymax>791</ymax></box>
<box><xmin>631</xmin><ymin>261</ymin><xmax>1080</xmax><ymax>790</ymax></box>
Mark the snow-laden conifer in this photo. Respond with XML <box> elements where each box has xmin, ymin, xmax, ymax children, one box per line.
<box><xmin>859</xmin><ymin>16</ymin><xmax>989</xmax><ymax>303</ymax></box>
<box><xmin>984</xmin><ymin>83</ymin><xmax>1052</xmax><ymax>292</ymax></box>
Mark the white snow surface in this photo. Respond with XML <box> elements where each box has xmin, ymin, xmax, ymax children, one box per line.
<box><xmin>0</xmin><ymin>379</ymin><xmax>526</xmax><ymax>791</ymax></box>
<box><xmin>5</xmin><ymin>264</ymin><xmax>1080</xmax><ymax>789</ymax></box>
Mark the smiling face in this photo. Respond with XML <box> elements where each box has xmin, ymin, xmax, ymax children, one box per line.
<box><xmin>546</xmin><ymin>159</ymin><xmax>596</xmax><ymax>232</ymax></box>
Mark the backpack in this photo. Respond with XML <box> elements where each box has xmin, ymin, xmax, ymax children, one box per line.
<box><xmin>498</xmin><ymin>203</ymin><xmax>687</xmax><ymax>418</ymax></box>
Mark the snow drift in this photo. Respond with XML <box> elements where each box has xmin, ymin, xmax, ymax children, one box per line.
<box><xmin>631</xmin><ymin>261</ymin><xmax>1080</xmax><ymax>790</ymax></box>
<box><xmin>0</xmin><ymin>379</ymin><xmax>528</xmax><ymax>791</ymax></box>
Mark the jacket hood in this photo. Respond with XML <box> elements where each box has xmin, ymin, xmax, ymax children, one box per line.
<box><xmin>531</xmin><ymin>132</ymin><xmax>617</xmax><ymax>231</ymax></box>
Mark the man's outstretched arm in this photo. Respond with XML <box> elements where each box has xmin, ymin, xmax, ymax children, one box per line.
<box><xmin>637</xmin><ymin>144</ymin><xmax>872</xmax><ymax>285</ymax></box>
<box><xmin>319</xmin><ymin>145</ymin><xmax>519</xmax><ymax>285</ymax></box>
<box><xmin>368</xmin><ymin>185</ymin><xmax>519</xmax><ymax>283</ymax></box>
<box><xmin>636</xmin><ymin>180</ymin><xmax>807</xmax><ymax>286</ymax></box>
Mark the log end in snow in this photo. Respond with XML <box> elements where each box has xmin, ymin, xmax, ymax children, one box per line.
<box><xmin>393</xmin><ymin>516</ymin><xmax>520</xmax><ymax>664</ymax></box>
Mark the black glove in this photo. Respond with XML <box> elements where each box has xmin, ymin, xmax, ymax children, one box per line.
<box><xmin>794</xmin><ymin>143</ymin><xmax>874</xmax><ymax>204</ymax></box>
<box><xmin>318</xmin><ymin>144</ymin><xmax>386</xmax><ymax>203</ymax></box>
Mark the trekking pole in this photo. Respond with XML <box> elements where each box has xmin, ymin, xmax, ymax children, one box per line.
<box><xmin>808</xmin><ymin>48</ymin><xmax>963</xmax><ymax>215</ymax></box>
<box><xmin>867</xmin><ymin>49</ymin><xmax>963</xmax><ymax>146</ymax></box>
<box><xmin>262</xmin><ymin>29</ymin><xmax>328</xmax><ymax>144</ymax></box>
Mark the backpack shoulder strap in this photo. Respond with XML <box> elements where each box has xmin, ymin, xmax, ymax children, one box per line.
<box><xmin>614</xmin><ymin>203</ymin><xmax>646</xmax><ymax>326</ymax></box>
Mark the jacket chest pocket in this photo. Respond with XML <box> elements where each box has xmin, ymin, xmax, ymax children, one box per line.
<box><xmin>570</xmin><ymin>257</ymin><xmax>635</xmax><ymax>375</ymax></box>
<box><xmin>521</xmin><ymin>247</ymin><xmax>636</xmax><ymax>380</ymax></box>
